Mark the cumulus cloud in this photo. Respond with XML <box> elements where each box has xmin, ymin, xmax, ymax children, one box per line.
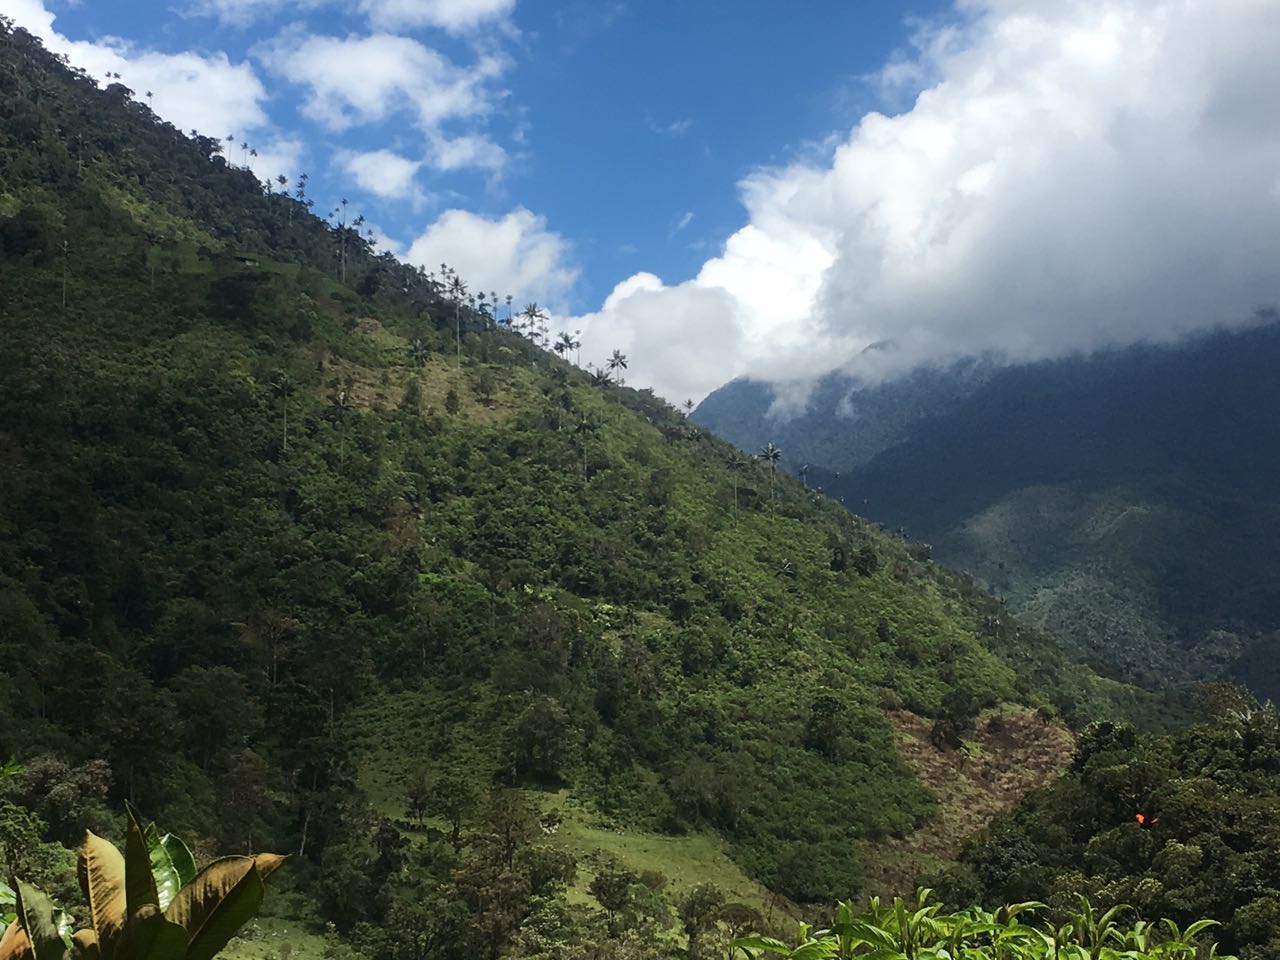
<box><xmin>579</xmin><ymin>0</ymin><xmax>1280</xmax><ymax>402</ymax></box>
<box><xmin>405</xmin><ymin>208</ymin><xmax>578</xmax><ymax>310</ymax></box>
<box><xmin>259</xmin><ymin>30</ymin><xmax>506</xmax><ymax>132</ymax></box>
<box><xmin>252</xmin><ymin>136</ymin><xmax>306</xmax><ymax>181</ymax></box>
<box><xmin>338</xmin><ymin>148</ymin><xmax>423</xmax><ymax>200</ymax></box>
<box><xmin>186</xmin><ymin>0</ymin><xmax>513</xmax><ymax>32</ymax></box>
<box><xmin>427</xmin><ymin>133</ymin><xmax>507</xmax><ymax>173</ymax></box>
<box><xmin>359</xmin><ymin>0</ymin><xmax>517</xmax><ymax>33</ymax></box>
<box><xmin>7</xmin><ymin>0</ymin><xmax>269</xmax><ymax>137</ymax></box>
<box><xmin>185</xmin><ymin>0</ymin><xmax>321</xmax><ymax>28</ymax></box>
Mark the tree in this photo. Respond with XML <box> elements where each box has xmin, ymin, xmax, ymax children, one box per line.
<box><xmin>725</xmin><ymin>451</ymin><xmax>747</xmax><ymax>513</ymax></box>
<box><xmin>607</xmin><ymin>349</ymin><xmax>628</xmax><ymax>385</ymax></box>
<box><xmin>589</xmin><ymin>861</ymin><xmax>639</xmax><ymax>937</ymax></box>
<box><xmin>680</xmin><ymin>883</ymin><xmax>726</xmax><ymax>960</ymax></box>
<box><xmin>757</xmin><ymin>442</ymin><xmax>782</xmax><ymax>503</ymax></box>
<box><xmin>169</xmin><ymin>666</ymin><xmax>263</xmax><ymax>770</ymax></box>
<box><xmin>431</xmin><ymin>771</ymin><xmax>479</xmax><ymax>852</ymax></box>
<box><xmin>449</xmin><ymin>271</ymin><xmax>468</xmax><ymax>367</ymax></box>
<box><xmin>270</xmin><ymin>373</ymin><xmax>293</xmax><ymax>454</ymax></box>
<box><xmin>518</xmin><ymin>303</ymin><xmax>546</xmax><ymax>363</ymax></box>
<box><xmin>405</xmin><ymin>768</ymin><xmax>432</xmax><ymax>827</ymax></box>
<box><xmin>553</xmin><ymin>330</ymin><xmax>580</xmax><ymax>364</ymax></box>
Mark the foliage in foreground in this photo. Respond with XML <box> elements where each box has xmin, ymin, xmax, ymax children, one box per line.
<box><xmin>731</xmin><ymin>892</ymin><xmax>1234</xmax><ymax>959</ymax></box>
<box><xmin>938</xmin><ymin>686</ymin><xmax>1280</xmax><ymax>959</ymax></box>
<box><xmin>0</xmin><ymin>803</ymin><xmax>284</xmax><ymax>960</ymax></box>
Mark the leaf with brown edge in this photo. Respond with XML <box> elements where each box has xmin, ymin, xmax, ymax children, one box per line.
<box><xmin>251</xmin><ymin>855</ymin><xmax>287</xmax><ymax>883</ymax></box>
<box><xmin>114</xmin><ymin>906</ymin><xmax>185</xmax><ymax>960</ymax></box>
<box><xmin>69</xmin><ymin>931</ymin><xmax>98</xmax><ymax>960</ymax></box>
<box><xmin>163</xmin><ymin>858</ymin><xmax>263</xmax><ymax>960</ymax></box>
<box><xmin>0</xmin><ymin>920</ymin><xmax>33</xmax><ymax>960</ymax></box>
<box><xmin>123</xmin><ymin>805</ymin><xmax>158</xmax><ymax>920</ymax></box>
<box><xmin>78</xmin><ymin>832</ymin><xmax>126</xmax><ymax>957</ymax></box>
<box><xmin>13</xmin><ymin>880</ymin><xmax>66</xmax><ymax>960</ymax></box>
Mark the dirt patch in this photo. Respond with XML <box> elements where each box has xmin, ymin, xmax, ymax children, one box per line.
<box><xmin>860</xmin><ymin>707</ymin><xmax>1074</xmax><ymax>898</ymax></box>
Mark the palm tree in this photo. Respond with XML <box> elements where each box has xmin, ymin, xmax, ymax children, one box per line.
<box><xmin>589</xmin><ymin>365</ymin><xmax>612</xmax><ymax>387</ymax></box>
<box><xmin>757</xmin><ymin>442</ymin><xmax>782</xmax><ymax>503</ymax></box>
<box><xmin>519</xmin><ymin>303</ymin><xmax>546</xmax><ymax>363</ymax></box>
<box><xmin>409</xmin><ymin>337</ymin><xmax>429</xmax><ymax>367</ymax></box>
<box><xmin>271</xmin><ymin>374</ymin><xmax>293</xmax><ymax>454</ymax></box>
<box><xmin>554</xmin><ymin>330</ymin><xmax>579</xmax><ymax>361</ymax></box>
<box><xmin>799</xmin><ymin>463</ymin><xmax>810</xmax><ymax>489</ymax></box>
<box><xmin>725</xmin><ymin>451</ymin><xmax>748</xmax><ymax>513</ymax></box>
<box><xmin>332</xmin><ymin>198</ymin><xmax>350</xmax><ymax>283</ymax></box>
<box><xmin>682</xmin><ymin>399</ymin><xmax>694</xmax><ymax>416</ymax></box>
<box><xmin>449</xmin><ymin>272</ymin><xmax>469</xmax><ymax>367</ymax></box>
<box><xmin>607</xmin><ymin>349</ymin><xmax>628</xmax><ymax>385</ymax></box>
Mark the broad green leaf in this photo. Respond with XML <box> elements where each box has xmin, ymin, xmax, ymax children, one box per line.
<box><xmin>729</xmin><ymin>935</ymin><xmax>791</xmax><ymax>956</ymax></box>
<box><xmin>163</xmin><ymin>857</ymin><xmax>263</xmax><ymax>960</ymax></box>
<box><xmin>14</xmin><ymin>880</ymin><xmax>66</xmax><ymax>960</ymax></box>
<box><xmin>79</xmin><ymin>832</ymin><xmax>127</xmax><ymax>958</ymax></box>
<box><xmin>788</xmin><ymin>940</ymin><xmax>839</xmax><ymax>960</ymax></box>
<box><xmin>159</xmin><ymin>839</ymin><xmax>196</xmax><ymax>891</ymax></box>
<box><xmin>123</xmin><ymin>805</ymin><xmax>159</xmax><ymax>921</ymax></box>
<box><xmin>142</xmin><ymin>826</ymin><xmax>179</xmax><ymax>914</ymax></box>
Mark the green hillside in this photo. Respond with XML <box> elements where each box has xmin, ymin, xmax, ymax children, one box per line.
<box><xmin>940</xmin><ymin>684</ymin><xmax>1280</xmax><ymax>960</ymax></box>
<box><xmin>694</xmin><ymin>328</ymin><xmax>1280</xmax><ymax>696</ymax></box>
<box><xmin>0</xmin><ymin>18</ymin><xmax>1171</xmax><ymax>960</ymax></box>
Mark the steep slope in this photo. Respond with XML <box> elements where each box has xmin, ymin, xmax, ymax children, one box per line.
<box><xmin>0</xmin><ymin>20</ymin><xmax>1152</xmax><ymax>958</ymax></box>
<box><xmin>695</xmin><ymin>325</ymin><xmax>1280</xmax><ymax>694</ymax></box>
<box><xmin>942</xmin><ymin>686</ymin><xmax>1280</xmax><ymax>960</ymax></box>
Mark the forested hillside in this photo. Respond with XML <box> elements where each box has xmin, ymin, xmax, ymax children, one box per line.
<box><xmin>941</xmin><ymin>683</ymin><xmax>1280</xmax><ymax>960</ymax></box>
<box><xmin>0</xmin><ymin>17</ymin><xmax>1206</xmax><ymax>960</ymax></box>
<box><xmin>695</xmin><ymin>325</ymin><xmax>1280</xmax><ymax>695</ymax></box>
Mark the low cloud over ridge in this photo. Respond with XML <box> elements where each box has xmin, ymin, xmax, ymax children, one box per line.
<box><xmin>577</xmin><ymin>0</ymin><xmax>1280</xmax><ymax>403</ymax></box>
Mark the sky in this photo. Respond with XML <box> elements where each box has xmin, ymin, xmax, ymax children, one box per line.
<box><xmin>6</xmin><ymin>0</ymin><xmax>1280</xmax><ymax>406</ymax></box>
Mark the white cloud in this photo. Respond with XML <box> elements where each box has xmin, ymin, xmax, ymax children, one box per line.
<box><xmin>338</xmin><ymin>148</ymin><xmax>423</xmax><ymax>199</ymax></box>
<box><xmin>259</xmin><ymin>30</ymin><xmax>506</xmax><ymax>133</ymax></box>
<box><xmin>251</xmin><ymin>136</ymin><xmax>305</xmax><ymax>181</ymax></box>
<box><xmin>6</xmin><ymin>0</ymin><xmax>269</xmax><ymax>138</ymax></box>
<box><xmin>427</xmin><ymin>133</ymin><xmax>507</xmax><ymax>173</ymax></box>
<box><xmin>359</xmin><ymin>0</ymin><xmax>516</xmax><ymax>32</ymax></box>
<box><xmin>579</xmin><ymin>0</ymin><xmax>1280</xmax><ymax>402</ymax></box>
<box><xmin>185</xmin><ymin>0</ymin><xmax>320</xmax><ymax>28</ymax></box>
<box><xmin>185</xmin><ymin>0</ymin><xmax>513</xmax><ymax>32</ymax></box>
<box><xmin>405</xmin><ymin>208</ymin><xmax>577</xmax><ymax>310</ymax></box>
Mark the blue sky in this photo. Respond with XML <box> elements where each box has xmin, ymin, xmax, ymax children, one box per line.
<box><xmin>8</xmin><ymin>0</ymin><xmax>1280</xmax><ymax>404</ymax></box>
<box><xmin>8</xmin><ymin>0</ymin><xmax>944</xmax><ymax>307</ymax></box>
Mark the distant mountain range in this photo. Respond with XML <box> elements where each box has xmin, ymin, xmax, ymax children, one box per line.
<box><xmin>695</xmin><ymin>321</ymin><xmax>1280</xmax><ymax>696</ymax></box>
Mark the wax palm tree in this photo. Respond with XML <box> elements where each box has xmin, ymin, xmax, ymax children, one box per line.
<box><xmin>554</xmin><ymin>330</ymin><xmax>580</xmax><ymax>361</ymax></box>
<box><xmin>449</xmin><ymin>272</ymin><xmax>468</xmax><ymax>367</ymax></box>
<box><xmin>607</xmin><ymin>349</ymin><xmax>628</xmax><ymax>385</ymax></box>
<box><xmin>519</xmin><ymin>303</ymin><xmax>546</xmax><ymax>362</ymax></box>
<box><xmin>758</xmin><ymin>442</ymin><xmax>782</xmax><ymax>503</ymax></box>
<box><xmin>271</xmin><ymin>374</ymin><xmax>293</xmax><ymax>454</ymax></box>
<box><xmin>725</xmin><ymin>451</ymin><xmax>748</xmax><ymax>513</ymax></box>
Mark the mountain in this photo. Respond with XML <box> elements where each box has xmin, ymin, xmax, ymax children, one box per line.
<box><xmin>0</xmin><ymin>19</ymin><xmax>1170</xmax><ymax>960</ymax></box>
<box><xmin>695</xmin><ymin>323</ymin><xmax>1280</xmax><ymax>696</ymax></box>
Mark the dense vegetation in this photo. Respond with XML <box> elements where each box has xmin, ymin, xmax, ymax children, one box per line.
<box><xmin>936</xmin><ymin>684</ymin><xmax>1279</xmax><ymax>959</ymax></box>
<box><xmin>0</xmin><ymin>15</ymin><xmax>1246</xmax><ymax>960</ymax></box>
<box><xmin>693</xmin><ymin>326</ymin><xmax>1280</xmax><ymax>696</ymax></box>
